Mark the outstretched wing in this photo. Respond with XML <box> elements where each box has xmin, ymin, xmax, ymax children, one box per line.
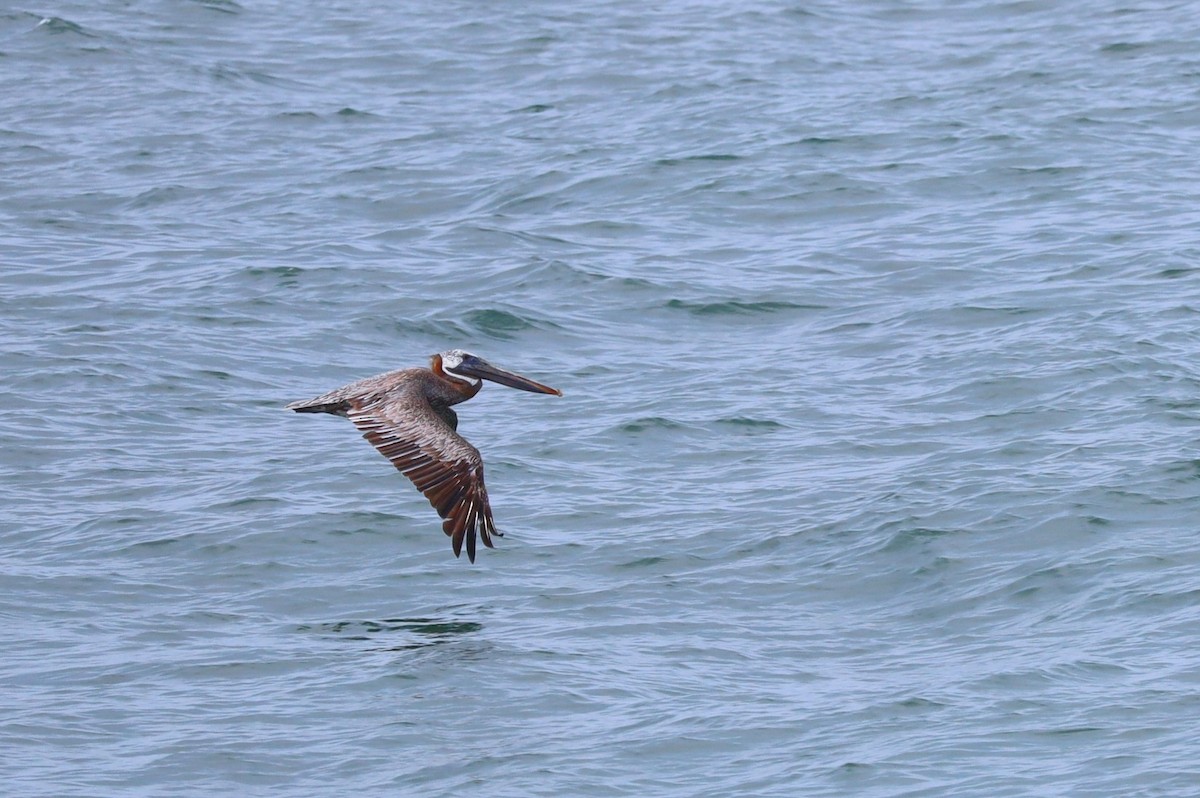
<box><xmin>346</xmin><ymin>396</ymin><xmax>498</xmax><ymax>562</ymax></box>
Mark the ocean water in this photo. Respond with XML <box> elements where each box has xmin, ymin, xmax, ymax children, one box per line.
<box><xmin>4</xmin><ymin>1</ymin><xmax>1200</xmax><ymax>795</ymax></box>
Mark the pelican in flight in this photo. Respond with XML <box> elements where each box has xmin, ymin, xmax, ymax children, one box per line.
<box><xmin>286</xmin><ymin>349</ymin><xmax>562</xmax><ymax>562</ymax></box>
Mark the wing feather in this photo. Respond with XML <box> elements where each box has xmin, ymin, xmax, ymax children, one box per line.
<box><xmin>347</xmin><ymin>396</ymin><xmax>498</xmax><ymax>562</ymax></box>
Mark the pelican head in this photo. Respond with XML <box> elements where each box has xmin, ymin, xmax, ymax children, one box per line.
<box><xmin>433</xmin><ymin>349</ymin><xmax>562</xmax><ymax>395</ymax></box>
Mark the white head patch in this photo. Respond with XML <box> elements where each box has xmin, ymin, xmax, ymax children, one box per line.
<box><xmin>439</xmin><ymin>349</ymin><xmax>479</xmax><ymax>386</ymax></box>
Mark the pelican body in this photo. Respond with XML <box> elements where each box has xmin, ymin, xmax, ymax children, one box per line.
<box><xmin>286</xmin><ymin>349</ymin><xmax>561</xmax><ymax>562</ymax></box>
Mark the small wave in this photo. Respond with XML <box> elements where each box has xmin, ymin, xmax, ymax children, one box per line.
<box><xmin>1007</xmin><ymin>165</ymin><xmax>1085</xmax><ymax>176</ymax></box>
<box><xmin>664</xmin><ymin>298</ymin><xmax>824</xmax><ymax>316</ymax></box>
<box><xmin>879</xmin><ymin>526</ymin><xmax>960</xmax><ymax>553</ymax></box>
<box><xmin>618</xmin><ymin>416</ymin><xmax>684</xmax><ymax>433</ymax></box>
<box><xmin>1099</xmin><ymin>42</ymin><xmax>1148</xmax><ymax>55</ymax></box>
<box><xmin>486</xmin><ymin>258</ymin><xmax>663</xmax><ymax>293</ymax></box>
<box><xmin>125</xmin><ymin>184</ymin><xmax>196</xmax><ymax>209</ymax></box>
<box><xmin>312</xmin><ymin>618</ymin><xmax>482</xmax><ymax>635</ymax></box>
<box><xmin>656</xmin><ymin>154</ymin><xmax>742</xmax><ymax>166</ymax></box>
<box><xmin>462</xmin><ymin>308</ymin><xmax>559</xmax><ymax>339</ymax></box>
<box><xmin>209</xmin><ymin>63</ymin><xmax>304</xmax><ymax>89</ymax></box>
<box><xmin>614</xmin><ymin>556</ymin><xmax>668</xmax><ymax>569</ymax></box>
<box><xmin>714</xmin><ymin>417</ymin><xmax>788</xmax><ymax>430</ymax></box>
<box><xmin>786</xmin><ymin>136</ymin><xmax>842</xmax><ymax>146</ymax></box>
<box><xmin>190</xmin><ymin>0</ymin><xmax>243</xmax><ymax>13</ymax></box>
<box><xmin>301</xmin><ymin>618</ymin><xmax>483</xmax><ymax>645</ymax></box>
<box><xmin>241</xmin><ymin>264</ymin><xmax>304</xmax><ymax>282</ymax></box>
<box><xmin>32</xmin><ymin>16</ymin><xmax>94</xmax><ymax>37</ymax></box>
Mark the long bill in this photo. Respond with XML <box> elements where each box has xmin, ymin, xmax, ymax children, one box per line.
<box><xmin>459</xmin><ymin>357</ymin><xmax>563</xmax><ymax>396</ymax></box>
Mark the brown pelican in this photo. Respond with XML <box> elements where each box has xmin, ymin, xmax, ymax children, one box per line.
<box><xmin>286</xmin><ymin>349</ymin><xmax>562</xmax><ymax>562</ymax></box>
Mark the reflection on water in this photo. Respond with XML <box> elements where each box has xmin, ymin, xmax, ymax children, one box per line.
<box><xmin>300</xmin><ymin>618</ymin><xmax>485</xmax><ymax>649</ymax></box>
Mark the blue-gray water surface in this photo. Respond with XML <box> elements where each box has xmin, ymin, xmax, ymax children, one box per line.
<box><xmin>4</xmin><ymin>1</ymin><xmax>1200</xmax><ymax>795</ymax></box>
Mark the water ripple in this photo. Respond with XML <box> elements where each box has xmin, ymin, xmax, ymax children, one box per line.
<box><xmin>4</xmin><ymin>1</ymin><xmax>1200</xmax><ymax>796</ymax></box>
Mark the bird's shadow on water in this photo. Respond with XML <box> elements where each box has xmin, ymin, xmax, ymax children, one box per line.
<box><xmin>296</xmin><ymin>616</ymin><xmax>484</xmax><ymax>652</ymax></box>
